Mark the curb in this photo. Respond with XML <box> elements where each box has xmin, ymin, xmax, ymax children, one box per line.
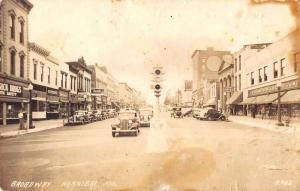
<box><xmin>0</xmin><ymin>125</ymin><xmax>63</xmax><ymax>138</ymax></box>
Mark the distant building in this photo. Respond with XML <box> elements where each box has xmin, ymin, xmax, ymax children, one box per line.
<box><xmin>191</xmin><ymin>47</ymin><xmax>230</xmax><ymax>107</ymax></box>
<box><xmin>182</xmin><ymin>80</ymin><xmax>193</xmax><ymax>107</ymax></box>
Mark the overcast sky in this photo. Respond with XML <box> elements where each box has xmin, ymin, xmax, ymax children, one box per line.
<box><xmin>28</xmin><ymin>0</ymin><xmax>298</xmax><ymax>104</ymax></box>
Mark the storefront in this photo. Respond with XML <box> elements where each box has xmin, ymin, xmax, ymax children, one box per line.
<box><xmin>243</xmin><ymin>78</ymin><xmax>300</xmax><ymax>119</ymax></box>
<box><xmin>78</xmin><ymin>92</ymin><xmax>92</xmax><ymax>110</ymax></box>
<box><xmin>70</xmin><ymin>93</ymin><xmax>79</xmax><ymax>116</ymax></box>
<box><xmin>0</xmin><ymin>78</ymin><xmax>29</xmax><ymax>125</ymax></box>
<box><xmin>46</xmin><ymin>87</ymin><xmax>60</xmax><ymax>119</ymax></box>
<box><xmin>31</xmin><ymin>84</ymin><xmax>47</xmax><ymax>120</ymax></box>
<box><xmin>226</xmin><ymin>91</ymin><xmax>243</xmax><ymax>115</ymax></box>
<box><xmin>59</xmin><ymin>89</ymin><xmax>70</xmax><ymax>118</ymax></box>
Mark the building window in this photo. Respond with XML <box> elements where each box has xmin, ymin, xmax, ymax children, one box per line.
<box><xmin>61</xmin><ymin>72</ymin><xmax>64</xmax><ymax>88</ymax></box>
<box><xmin>295</xmin><ymin>52</ymin><xmax>300</xmax><ymax>72</ymax></box>
<box><xmin>264</xmin><ymin>66</ymin><xmax>268</xmax><ymax>81</ymax></box>
<box><xmin>251</xmin><ymin>72</ymin><xmax>254</xmax><ymax>85</ymax></box>
<box><xmin>10</xmin><ymin>14</ymin><xmax>15</xmax><ymax>39</ymax></box>
<box><xmin>234</xmin><ymin>76</ymin><xmax>237</xmax><ymax>91</ymax></box>
<box><xmin>273</xmin><ymin>61</ymin><xmax>278</xmax><ymax>78</ymax></box>
<box><xmin>10</xmin><ymin>49</ymin><xmax>16</xmax><ymax>75</ymax></box>
<box><xmin>238</xmin><ymin>74</ymin><xmax>241</xmax><ymax>90</ymax></box>
<box><xmin>33</xmin><ymin>61</ymin><xmax>37</xmax><ymax>80</ymax></box>
<box><xmin>74</xmin><ymin>77</ymin><xmax>76</xmax><ymax>91</ymax></box>
<box><xmin>55</xmin><ymin>71</ymin><xmax>58</xmax><ymax>85</ymax></box>
<box><xmin>238</xmin><ymin>55</ymin><xmax>241</xmax><ymax>70</ymax></box>
<box><xmin>47</xmin><ymin>67</ymin><xmax>50</xmax><ymax>84</ymax></box>
<box><xmin>258</xmin><ymin>68</ymin><xmax>262</xmax><ymax>83</ymax></box>
<box><xmin>65</xmin><ymin>74</ymin><xmax>67</xmax><ymax>89</ymax></box>
<box><xmin>20</xmin><ymin>54</ymin><xmax>25</xmax><ymax>78</ymax></box>
<box><xmin>19</xmin><ymin>20</ymin><xmax>24</xmax><ymax>44</ymax></box>
<box><xmin>0</xmin><ymin>45</ymin><xmax>2</xmax><ymax>72</ymax></box>
<box><xmin>234</xmin><ymin>58</ymin><xmax>237</xmax><ymax>72</ymax></box>
<box><xmin>41</xmin><ymin>63</ymin><xmax>44</xmax><ymax>82</ymax></box>
<box><xmin>280</xmin><ymin>58</ymin><xmax>286</xmax><ymax>76</ymax></box>
<box><xmin>70</xmin><ymin>76</ymin><xmax>73</xmax><ymax>90</ymax></box>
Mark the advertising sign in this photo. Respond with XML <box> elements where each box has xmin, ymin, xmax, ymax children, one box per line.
<box><xmin>0</xmin><ymin>83</ymin><xmax>23</xmax><ymax>97</ymax></box>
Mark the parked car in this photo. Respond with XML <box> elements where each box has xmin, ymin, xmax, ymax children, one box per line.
<box><xmin>102</xmin><ymin>110</ymin><xmax>109</xmax><ymax>119</ymax></box>
<box><xmin>108</xmin><ymin>109</ymin><xmax>117</xmax><ymax>118</ymax></box>
<box><xmin>111</xmin><ymin>109</ymin><xmax>140</xmax><ymax>137</ymax></box>
<box><xmin>198</xmin><ymin>108</ymin><xmax>226</xmax><ymax>121</ymax></box>
<box><xmin>171</xmin><ymin>107</ymin><xmax>182</xmax><ymax>118</ymax></box>
<box><xmin>91</xmin><ymin>110</ymin><xmax>103</xmax><ymax>121</ymax></box>
<box><xmin>68</xmin><ymin>110</ymin><xmax>89</xmax><ymax>124</ymax></box>
<box><xmin>139</xmin><ymin>108</ymin><xmax>153</xmax><ymax>127</ymax></box>
<box><xmin>192</xmin><ymin>108</ymin><xmax>202</xmax><ymax>119</ymax></box>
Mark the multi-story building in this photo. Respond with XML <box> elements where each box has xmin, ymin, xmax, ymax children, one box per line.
<box><xmin>182</xmin><ymin>80</ymin><xmax>193</xmax><ymax>107</ymax></box>
<box><xmin>68</xmin><ymin>64</ymin><xmax>78</xmax><ymax>115</ymax></box>
<box><xmin>191</xmin><ymin>47</ymin><xmax>230</xmax><ymax>107</ymax></box>
<box><xmin>118</xmin><ymin>82</ymin><xmax>134</xmax><ymax>108</ymax></box>
<box><xmin>28</xmin><ymin>42</ymin><xmax>61</xmax><ymax>119</ymax></box>
<box><xmin>0</xmin><ymin>0</ymin><xmax>33</xmax><ymax>125</ymax></box>
<box><xmin>89</xmin><ymin>64</ymin><xmax>107</xmax><ymax>109</ymax></box>
<box><xmin>58</xmin><ymin>61</ymin><xmax>70</xmax><ymax>118</ymax></box>
<box><xmin>226</xmin><ymin>43</ymin><xmax>271</xmax><ymax>115</ymax></box>
<box><xmin>242</xmin><ymin>29</ymin><xmax>300</xmax><ymax>120</ymax></box>
<box><xmin>67</xmin><ymin>57</ymin><xmax>92</xmax><ymax>110</ymax></box>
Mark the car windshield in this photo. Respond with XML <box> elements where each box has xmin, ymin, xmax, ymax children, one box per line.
<box><xmin>118</xmin><ymin>112</ymin><xmax>135</xmax><ymax>119</ymax></box>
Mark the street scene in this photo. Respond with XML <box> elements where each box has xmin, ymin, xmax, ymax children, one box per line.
<box><xmin>1</xmin><ymin>0</ymin><xmax>300</xmax><ymax>191</ymax></box>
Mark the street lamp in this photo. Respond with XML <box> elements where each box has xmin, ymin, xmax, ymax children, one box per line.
<box><xmin>28</xmin><ymin>83</ymin><xmax>35</xmax><ymax>129</ymax></box>
<box><xmin>276</xmin><ymin>81</ymin><xmax>284</xmax><ymax>126</ymax></box>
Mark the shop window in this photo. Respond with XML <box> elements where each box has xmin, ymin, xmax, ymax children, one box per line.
<box><xmin>19</xmin><ymin>54</ymin><xmax>25</xmax><ymax>78</ymax></box>
<box><xmin>47</xmin><ymin>67</ymin><xmax>50</xmax><ymax>84</ymax></box>
<box><xmin>273</xmin><ymin>61</ymin><xmax>278</xmax><ymax>78</ymax></box>
<box><xmin>280</xmin><ymin>58</ymin><xmax>286</xmax><ymax>76</ymax></box>
<box><xmin>258</xmin><ymin>68</ymin><xmax>262</xmax><ymax>83</ymax></box>
<box><xmin>251</xmin><ymin>72</ymin><xmax>254</xmax><ymax>85</ymax></box>
<box><xmin>10</xmin><ymin>49</ymin><xmax>16</xmax><ymax>75</ymax></box>
<box><xmin>264</xmin><ymin>66</ymin><xmax>268</xmax><ymax>81</ymax></box>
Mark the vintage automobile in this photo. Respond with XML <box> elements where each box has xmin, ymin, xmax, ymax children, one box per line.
<box><xmin>198</xmin><ymin>108</ymin><xmax>226</xmax><ymax>121</ymax></box>
<box><xmin>67</xmin><ymin>110</ymin><xmax>89</xmax><ymax>125</ymax></box>
<box><xmin>171</xmin><ymin>107</ymin><xmax>183</xmax><ymax>118</ymax></box>
<box><xmin>91</xmin><ymin>110</ymin><xmax>103</xmax><ymax>121</ymax></box>
<box><xmin>108</xmin><ymin>109</ymin><xmax>118</xmax><ymax>118</ymax></box>
<box><xmin>192</xmin><ymin>108</ymin><xmax>202</xmax><ymax>119</ymax></box>
<box><xmin>111</xmin><ymin>110</ymin><xmax>140</xmax><ymax>137</ymax></box>
<box><xmin>101</xmin><ymin>110</ymin><xmax>109</xmax><ymax>119</ymax></box>
<box><xmin>139</xmin><ymin>108</ymin><xmax>153</xmax><ymax>127</ymax></box>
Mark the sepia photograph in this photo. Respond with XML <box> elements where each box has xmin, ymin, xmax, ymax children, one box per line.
<box><xmin>0</xmin><ymin>0</ymin><xmax>300</xmax><ymax>190</ymax></box>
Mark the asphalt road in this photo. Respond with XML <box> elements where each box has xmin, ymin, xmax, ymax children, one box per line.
<box><xmin>0</xmin><ymin>113</ymin><xmax>299</xmax><ymax>191</ymax></box>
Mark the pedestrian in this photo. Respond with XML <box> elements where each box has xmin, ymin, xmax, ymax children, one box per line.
<box><xmin>18</xmin><ymin>109</ymin><xmax>24</xmax><ymax>130</ymax></box>
<box><xmin>261</xmin><ymin>105</ymin><xmax>266</xmax><ymax>120</ymax></box>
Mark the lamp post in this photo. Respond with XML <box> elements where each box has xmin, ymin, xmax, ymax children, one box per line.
<box><xmin>276</xmin><ymin>81</ymin><xmax>284</xmax><ymax>126</ymax></box>
<box><xmin>28</xmin><ymin>83</ymin><xmax>35</xmax><ymax>129</ymax></box>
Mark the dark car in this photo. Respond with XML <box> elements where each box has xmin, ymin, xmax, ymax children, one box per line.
<box><xmin>171</xmin><ymin>107</ymin><xmax>182</xmax><ymax>118</ymax></box>
<box><xmin>198</xmin><ymin>108</ymin><xmax>226</xmax><ymax>121</ymax></box>
<box><xmin>111</xmin><ymin>110</ymin><xmax>140</xmax><ymax>137</ymax></box>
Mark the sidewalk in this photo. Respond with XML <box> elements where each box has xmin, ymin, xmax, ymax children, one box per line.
<box><xmin>228</xmin><ymin>115</ymin><xmax>300</xmax><ymax>134</ymax></box>
<box><xmin>0</xmin><ymin>119</ymin><xmax>64</xmax><ymax>138</ymax></box>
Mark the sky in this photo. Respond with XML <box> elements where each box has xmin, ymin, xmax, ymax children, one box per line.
<box><xmin>28</xmin><ymin>0</ymin><xmax>298</xmax><ymax>104</ymax></box>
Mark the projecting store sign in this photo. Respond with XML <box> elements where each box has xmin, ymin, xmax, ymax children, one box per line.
<box><xmin>0</xmin><ymin>83</ymin><xmax>23</xmax><ymax>97</ymax></box>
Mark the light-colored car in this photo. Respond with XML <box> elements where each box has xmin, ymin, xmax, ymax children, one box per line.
<box><xmin>111</xmin><ymin>110</ymin><xmax>140</xmax><ymax>137</ymax></box>
<box><xmin>68</xmin><ymin>110</ymin><xmax>89</xmax><ymax>124</ymax></box>
<box><xmin>139</xmin><ymin>108</ymin><xmax>153</xmax><ymax>127</ymax></box>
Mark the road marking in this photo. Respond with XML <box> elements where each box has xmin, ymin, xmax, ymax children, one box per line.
<box><xmin>146</xmin><ymin>118</ymin><xmax>168</xmax><ymax>153</ymax></box>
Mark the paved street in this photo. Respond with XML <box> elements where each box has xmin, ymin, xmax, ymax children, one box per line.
<box><xmin>0</xmin><ymin>113</ymin><xmax>300</xmax><ymax>191</ymax></box>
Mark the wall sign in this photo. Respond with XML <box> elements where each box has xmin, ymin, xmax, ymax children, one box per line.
<box><xmin>248</xmin><ymin>84</ymin><xmax>277</xmax><ymax>97</ymax></box>
<box><xmin>47</xmin><ymin>88</ymin><xmax>59</xmax><ymax>96</ymax></box>
<box><xmin>0</xmin><ymin>83</ymin><xmax>23</xmax><ymax>97</ymax></box>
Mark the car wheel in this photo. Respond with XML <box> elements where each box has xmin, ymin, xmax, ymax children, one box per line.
<box><xmin>208</xmin><ymin>117</ymin><xmax>212</xmax><ymax>121</ymax></box>
<box><xmin>220</xmin><ymin>116</ymin><xmax>226</xmax><ymax>121</ymax></box>
<box><xmin>112</xmin><ymin>132</ymin><xmax>115</xmax><ymax>137</ymax></box>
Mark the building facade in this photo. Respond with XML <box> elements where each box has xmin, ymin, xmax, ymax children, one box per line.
<box><xmin>191</xmin><ymin>47</ymin><xmax>230</xmax><ymax>107</ymax></box>
<box><xmin>67</xmin><ymin>57</ymin><xmax>92</xmax><ymax>110</ymax></box>
<box><xmin>242</xmin><ymin>29</ymin><xmax>300</xmax><ymax>120</ymax></box>
<box><xmin>0</xmin><ymin>0</ymin><xmax>33</xmax><ymax>125</ymax></box>
<box><xmin>89</xmin><ymin>64</ymin><xmax>107</xmax><ymax>109</ymax></box>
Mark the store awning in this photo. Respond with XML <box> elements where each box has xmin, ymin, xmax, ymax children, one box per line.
<box><xmin>0</xmin><ymin>96</ymin><xmax>28</xmax><ymax>103</ymax></box>
<box><xmin>203</xmin><ymin>98</ymin><xmax>216</xmax><ymax>107</ymax></box>
<box><xmin>261</xmin><ymin>93</ymin><xmax>278</xmax><ymax>104</ymax></box>
<box><xmin>226</xmin><ymin>91</ymin><xmax>243</xmax><ymax>105</ymax></box>
<box><xmin>277</xmin><ymin>89</ymin><xmax>300</xmax><ymax>104</ymax></box>
<box><xmin>112</xmin><ymin>102</ymin><xmax>120</xmax><ymax>109</ymax></box>
<box><xmin>242</xmin><ymin>97</ymin><xmax>256</xmax><ymax>104</ymax></box>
